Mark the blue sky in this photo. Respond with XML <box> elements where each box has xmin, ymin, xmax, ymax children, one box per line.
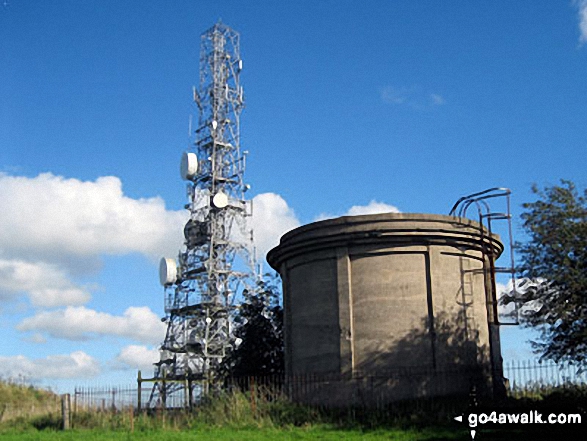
<box><xmin>1</xmin><ymin>1</ymin><xmax>586</xmax><ymax>391</ymax></box>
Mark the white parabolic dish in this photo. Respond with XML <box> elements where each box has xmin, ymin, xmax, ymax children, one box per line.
<box><xmin>212</xmin><ymin>191</ymin><xmax>229</xmax><ymax>209</ymax></box>
<box><xmin>180</xmin><ymin>152</ymin><xmax>198</xmax><ymax>180</ymax></box>
<box><xmin>159</xmin><ymin>257</ymin><xmax>177</xmax><ymax>286</ymax></box>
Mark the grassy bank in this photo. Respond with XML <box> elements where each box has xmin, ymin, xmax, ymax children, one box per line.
<box><xmin>1</xmin><ymin>382</ymin><xmax>585</xmax><ymax>440</ymax></box>
<box><xmin>0</xmin><ymin>381</ymin><xmax>60</xmax><ymax>426</ymax></box>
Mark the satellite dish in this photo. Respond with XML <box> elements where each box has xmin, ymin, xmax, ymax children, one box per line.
<box><xmin>211</xmin><ymin>120</ymin><xmax>218</xmax><ymax>130</ymax></box>
<box><xmin>211</xmin><ymin>191</ymin><xmax>228</xmax><ymax>209</ymax></box>
<box><xmin>180</xmin><ymin>152</ymin><xmax>198</xmax><ymax>180</ymax></box>
<box><xmin>159</xmin><ymin>258</ymin><xmax>178</xmax><ymax>286</ymax></box>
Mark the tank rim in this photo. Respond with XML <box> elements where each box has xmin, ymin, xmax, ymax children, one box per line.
<box><xmin>267</xmin><ymin>212</ymin><xmax>503</xmax><ymax>271</ymax></box>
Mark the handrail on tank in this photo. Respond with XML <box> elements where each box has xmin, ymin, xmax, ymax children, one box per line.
<box><xmin>449</xmin><ymin>187</ymin><xmax>511</xmax><ymax>218</ymax></box>
<box><xmin>448</xmin><ymin>187</ymin><xmax>519</xmax><ymax>328</ymax></box>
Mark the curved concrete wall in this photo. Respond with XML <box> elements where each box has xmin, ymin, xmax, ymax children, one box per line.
<box><xmin>267</xmin><ymin>213</ymin><xmax>504</xmax><ymax>403</ymax></box>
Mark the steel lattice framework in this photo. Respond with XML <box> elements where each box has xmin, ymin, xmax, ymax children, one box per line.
<box><xmin>150</xmin><ymin>22</ymin><xmax>255</xmax><ymax>406</ymax></box>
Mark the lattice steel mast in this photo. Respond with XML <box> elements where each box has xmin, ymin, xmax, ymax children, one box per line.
<box><xmin>152</xmin><ymin>21</ymin><xmax>255</xmax><ymax>406</ymax></box>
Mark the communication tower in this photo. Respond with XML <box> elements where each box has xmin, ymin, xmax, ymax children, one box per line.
<box><xmin>152</xmin><ymin>21</ymin><xmax>255</xmax><ymax>406</ymax></box>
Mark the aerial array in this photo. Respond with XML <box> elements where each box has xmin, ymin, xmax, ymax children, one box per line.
<box><xmin>150</xmin><ymin>22</ymin><xmax>256</xmax><ymax>406</ymax></box>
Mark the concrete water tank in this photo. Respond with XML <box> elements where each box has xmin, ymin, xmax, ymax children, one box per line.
<box><xmin>267</xmin><ymin>213</ymin><xmax>504</xmax><ymax>405</ymax></box>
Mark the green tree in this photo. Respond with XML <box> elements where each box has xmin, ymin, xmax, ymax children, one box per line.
<box><xmin>513</xmin><ymin>180</ymin><xmax>587</xmax><ymax>363</ymax></box>
<box><xmin>222</xmin><ymin>274</ymin><xmax>284</xmax><ymax>377</ymax></box>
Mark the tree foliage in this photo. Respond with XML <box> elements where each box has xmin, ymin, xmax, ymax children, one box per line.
<box><xmin>514</xmin><ymin>180</ymin><xmax>587</xmax><ymax>363</ymax></box>
<box><xmin>222</xmin><ymin>274</ymin><xmax>284</xmax><ymax>377</ymax></box>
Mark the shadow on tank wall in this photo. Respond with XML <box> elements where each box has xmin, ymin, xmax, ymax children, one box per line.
<box><xmin>288</xmin><ymin>311</ymin><xmax>492</xmax><ymax>407</ymax></box>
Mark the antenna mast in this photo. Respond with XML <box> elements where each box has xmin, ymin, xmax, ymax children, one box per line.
<box><xmin>152</xmin><ymin>21</ymin><xmax>255</xmax><ymax>406</ymax></box>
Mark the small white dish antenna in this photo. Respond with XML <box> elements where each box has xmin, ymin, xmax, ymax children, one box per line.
<box><xmin>211</xmin><ymin>120</ymin><xmax>218</xmax><ymax>130</ymax></box>
<box><xmin>159</xmin><ymin>257</ymin><xmax>178</xmax><ymax>286</ymax></box>
<box><xmin>159</xmin><ymin>349</ymin><xmax>171</xmax><ymax>361</ymax></box>
<box><xmin>211</xmin><ymin>191</ymin><xmax>228</xmax><ymax>209</ymax></box>
<box><xmin>180</xmin><ymin>152</ymin><xmax>198</xmax><ymax>180</ymax></box>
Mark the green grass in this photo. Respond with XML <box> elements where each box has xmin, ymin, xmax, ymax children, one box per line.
<box><xmin>1</xmin><ymin>425</ymin><xmax>583</xmax><ymax>441</ymax></box>
<box><xmin>0</xmin><ymin>426</ymin><xmax>470</xmax><ymax>441</ymax></box>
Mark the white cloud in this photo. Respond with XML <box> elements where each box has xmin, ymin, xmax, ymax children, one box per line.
<box><xmin>0</xmin><ymin>258</ymin><xmax>91</xmax><ymax>307</ymax></box>
<box><xmin>0</xmin><ymin>172</ymin><xmax>186</xmax><ymax>308</ymax></box>
<box><xmin>315</xmin><ymin>200</ymin><xmax>401</xmax><ymax>221</ymax></box>
<box><xmin>0</xmin><ymin>351</ymin><xmax>100</xmax><ymax>380</ymax></box>
<box><xmin>380</xmin><ymin>86</ymin><xmax>445</xmax><ymax>108</ymax></box>
<box><xmin>345</xmin><ymin>200</ymin><xmax>402</xmax><ymax>216</ymax></box>
<box><xmin>380</xmin><ymin>86</ymin><xmax>411</xmax><ymax>104</ymax></box>
<box><xmin>0</xmin><ymin>173</ymin><xmax>186</xmax><ymax>265</ymax></box>
<box><xmin>17</xmin><ymin>306</ymin><xmax>166</xmax><ymax>345</ymax></box>
<box><xmin>576</xmin><ymin>0</ymin><xmax>587</xmax><ymax>44</ymax></box>
<box><xmin>251</xmin><ymin>193</ymin><xmax>300</xmax><ymax>258</ymax></box>
<box><xmin>497</xmin><ymin>278</ymin><xmax>547</xmax><ymax>320</ymax></box>
<box><xmin>24</xmin><ymin>333</ymin><xmax>47</xmax><ymax>344</ymax></box>
<box><xmin>496</xmin><ymin>281</ymin><xmax>515</xmax><ymax>318</ymax></box>
<box><xmin>115</xmin><ymin>345</ymin><xmax>159</xmax><ymax>371</ymax></box>
<box><xmin>430</xmin><ymin>93</ymin><xmax>445</xmax><ymax>105</ymax></box>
